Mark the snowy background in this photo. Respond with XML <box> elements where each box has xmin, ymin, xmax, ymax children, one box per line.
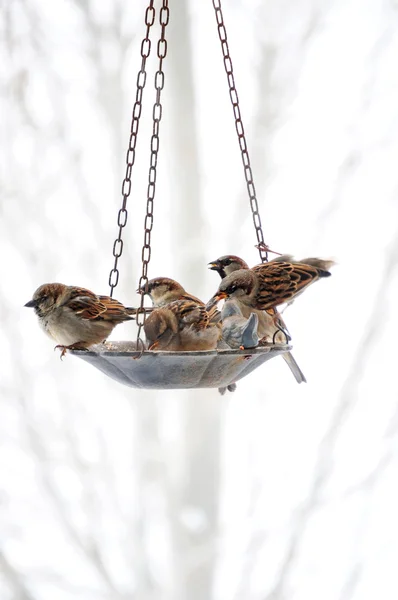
<box><xmin>2</xmin><ymin>0</ymin><xmax>398</xmax><ymax>598</ymax></box>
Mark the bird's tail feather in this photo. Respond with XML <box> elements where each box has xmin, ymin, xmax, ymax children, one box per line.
<box><xmin>282</xmin><ymin>351</ymin><xmax>307</xmax><ymax>384</ymax></box>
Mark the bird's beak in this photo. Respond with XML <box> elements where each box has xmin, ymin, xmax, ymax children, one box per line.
<box><xmin>24</xmin><ymin>299</ymin><xmax>37</xmax><ymax>308</ymax></box>
<box><xmin>208</xmin><ymin>261</ymin><xmax>220</xmax><ymax>271</ymax></box>
<box><xmin>206</xmin><ymin>292</ymin><xmax>227</xmax><ymax>311</ymax></box>
<box><xmin>149</xmin><ymin>341</ymin><xmax>159</xmax><ymax>350</ymax></box>
<box><xmin>137</xmin><ymin>286</ymin><xmax>146</xmax><ymax>294</ymax></box>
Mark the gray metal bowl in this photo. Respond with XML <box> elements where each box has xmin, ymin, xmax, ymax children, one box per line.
<box><xmin>71</xmin><ymin>341</ymin><xmax>292</xmax><ymax>390</ymax></box>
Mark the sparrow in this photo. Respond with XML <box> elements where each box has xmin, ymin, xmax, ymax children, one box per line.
<box><xmin>140</xmin><ymin>276</ymin><xmax>221</xmax><ymax>324</ymax></box>
<box><xmin>144</xmin><ymin>299</ymin><xmax>220</xmax><ymax>351</ymax></box>
<box><xmin>139</xmin><ymin>277</ymin><xmax>203</xmax><ymax>307</ymax></box>
<box><xmin>25</xmin><ymin>283</ymin><xmax>135</xmax><ymax>357</ymax></box>
<box><xmin>208</xmin><ymin>254</ymin><xmax>295</xmax><ymax>335</ymax></box>
<box><xmin>208</xmin><ymin>255</ymin><xmax>308</xmax><ymax>383</ymax></box>
<box><xmin>208</xmin><ymin>254</ymin><xmax>298</xmax><ymax>342</ymax></box>
<box><xmin>221</xmin><ymin>300</ymin><xmax>259</xmax><ymax>349</ymax></box>
<box><xmin>208</xmin><ymin>259</ymin><xmax>332</xmax><ymax>312</ymax></box>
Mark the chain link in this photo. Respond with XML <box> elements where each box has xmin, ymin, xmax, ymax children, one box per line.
<box><xmin>212</xmin><ymin>0</ymin><xmax>268</xmax><ymax>263</ymax></box>
<box><xmin>135</xmin><ymin>0</ymin><xmax>169</xmax><ymax>346</ymax></box>
<box><xmin>108</xmin><ymin>1</ymin><xmax>156</xmax><ymax>297</ymax></box>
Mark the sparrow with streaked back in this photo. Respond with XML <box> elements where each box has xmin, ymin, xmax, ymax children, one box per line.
<box><xmin>208</xmin><ymin>255</ymin><xmax>314</xmax><ymax>384</ymax></box>
<box><xmin>208</xmin><ymin>259</ymin><xmax>332</xmax><ymax>312</ymax></box>
<box><xmin>25</xmin><ymin>283</ymin><xmax>135</xmax><ymax>357</ymax></box>
<box><xmin>141</xmin><ymin>276</ymin><xmax>221</xmax><ymax>325</ymax></box>
<box><xmin>144</xmin><ymin>299</ymin><xmax>220</xmax><ymax>351</ymax></box>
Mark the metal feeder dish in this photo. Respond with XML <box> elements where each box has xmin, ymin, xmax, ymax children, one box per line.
<box><xmin>71</xmin><ymin>342</ymin><xmax>292</xmax><ymax>390</ymax></box>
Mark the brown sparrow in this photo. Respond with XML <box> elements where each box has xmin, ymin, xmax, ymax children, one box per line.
<box><xmin>208</xmin><ymin>259</ymin><xmax>332</xmax><ymax>312</ymax></box>
<box><xmin>209</xmin><ymin>253</ymin><xmax>300</xmax><ymax>343</ymax></box>
<box><xmin>209</xmin><ymin>255</ymin><xmax>308</xmax><ymax>383</ymax></box>
<box><xmin>144</xmin><ymin>299</ymin><xmax>220</xmax><ymax>351</ymax></box>
<box><xmin>209</xmin><ymin>254</ymin><xmax>295</xmax><ymax>333</ymax></box>
<box><xmin>140</xmin><ymin>276</ymin><xmax>221</xmax><ymax>324</ymax></box>
<box><xmin>139</xmin><ymin>277</ymin><xmax>203</xmax><ymax>307</ymax></box>
<box><xmin>25</xmin><ymin>283</ymin><xmax>135</xmax><ymax>357</ymax></box>
<box><xmin>209</xmin><ymin>254</ymin><xmax>287</xmax><ymax>339</ymax></box>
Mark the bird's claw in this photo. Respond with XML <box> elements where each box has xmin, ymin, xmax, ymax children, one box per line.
<box><xmin>54</xmin><ymin>345</ymin><xmax>67</xmax><ymax>360</ymax></box>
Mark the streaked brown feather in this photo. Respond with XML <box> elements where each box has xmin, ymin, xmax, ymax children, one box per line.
<box><xmin>67</xmin><ymin>290</ymin><xmax>133</xmax><ymax>322</ymax></box>
<box><xmin>252</xmin><ymin>262</ymin><xmax>322</xmax><ymax>309</ymax></box>
<box><xmin>167</xmin><ymin>300</ymin><xmax>210</xmax><ymax>331</ymax></box>
<box><xmin>180</xmin><ymin>292</ymin><xmax>206</xmax><ymax>306</ymax></box>
<box><xmin>144</xmin><ymin>299</ymin><xmax>220</xmax><ymax>351</ymax></box>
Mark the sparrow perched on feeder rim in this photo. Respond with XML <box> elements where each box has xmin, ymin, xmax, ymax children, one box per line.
<box><xmin>208</xmin><ymin>259</ymin><xmax>332</xmax><ymax>312</ymax></box>
<box><xmin>140</xmin><ymin>276</ymin><xmax>221</xmax><ymax>323</ymax></box>
<box><xmin>208</xmin><ymin>253</ymin><xmax>301</xmax><ymax>343</ymax></box>
<box><xmin>209</xmin><ymin>254</ymin><xmax>315</xmax><ymax>384</ymax></box>
<box><xmin>144</xmin><ymin>299</ymin><xmax>220</xmax><ymax>351</ymax></box>
<box><xmin>25</xmin><ymin>283</ymin><xmax>135</xmax><ymax>358</ymax></box>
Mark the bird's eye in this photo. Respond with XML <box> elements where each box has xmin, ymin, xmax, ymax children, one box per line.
<box><xmin>41</xmin><ymin>295</ymin><xmax>48</xmax><ymax>301</ymax></box>
<box><xmin>225</xmin><ymin>259</ymin><xmax>231</xmax><ymax>265</ymax></box>
<box><xmin>229</xmin><ymin>285</ymin><xmax>237</xmax><ymax>293</ymax></box>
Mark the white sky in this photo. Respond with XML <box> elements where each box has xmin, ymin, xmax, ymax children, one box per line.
<box><xmin>2</xmin><ymin>0</ymin><xmax>398</xmax><ymax>598</ymax></box>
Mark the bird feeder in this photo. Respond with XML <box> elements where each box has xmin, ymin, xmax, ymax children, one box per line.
<box><xmin>71</xmin><ymin>0</ymin><xmax>292</xmax><ymax>389</ymax></box>
<box><xmin>73</xmin><ymin>342</ymin><xmax>290</xmax><ymax>390</ymax></box>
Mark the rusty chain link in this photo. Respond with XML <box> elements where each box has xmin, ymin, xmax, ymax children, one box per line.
<box><xmin>135</xmin><ymin>0</ymin><xmax>169</xmax><ymax>349</ymax></box>
<box><xmin>212</xmin><ymin>0</ymin><xmax>268</xmax><ymax>263</ymax></box>
<box><xmin>108</xmin><ymin>1</ymin><xmax>156</xmax><ymax>297</ymax></box>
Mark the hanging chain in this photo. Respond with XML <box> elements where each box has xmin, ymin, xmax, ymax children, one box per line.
<box><xmin>135</xmin><ymin>0</ymin><xmax>169</xmax><ymax>348</ymax></box>
<box><xmin>212</xmin><ymin>0</ymin><xmax>268</xmax><ymax>263</ymax></box>
<box><xmin>108</xmin><ymin>2</ymin><xmax>156</xmax><ymax>297</ymax></box>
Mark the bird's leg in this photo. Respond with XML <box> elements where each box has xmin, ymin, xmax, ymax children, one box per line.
<box><xmin>54</xmin><ymin>342</ymin><xmax>88</xmax><ymax>360</ymax></box>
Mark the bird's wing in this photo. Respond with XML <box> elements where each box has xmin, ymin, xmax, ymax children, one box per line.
<box><xmin>206</xmin><ymin>304</ymin><xmax>222</xmax><ymax>324</ymax></box>
<box><xmin>169</xmin><ymin>300</ymin><xmax>209</xmax><ymax>330</ymax></box>
<box><xmin>252</xmin><ymin>262</ymin><xmax>320</xmax><ymax>308</ymax></box>
<box><xmin>66</xmin><ymin>287</ymin><xmax>130</xmax><ymax>322</ymax></box>
<box><xmin>182</xmin><ymin>292</ymin><xmax>205</xmax><ymax>305</ymax></box>
<box><xmin>63</xmin><ymin>288</ymin><xmax>106</xmax><ymax>320</ymax></box>
<box><xmin>182</xmin><ymin>291</ymin><xmax>222</xmax><ymax>323</ymax></box>
<box><xmin>98</xmin><ymin>296</ymin><xmax>134</xmax><ymax>322</ymax></box>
